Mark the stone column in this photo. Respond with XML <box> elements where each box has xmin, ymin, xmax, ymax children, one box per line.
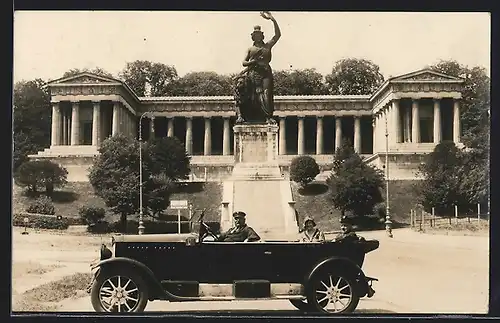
<box><xmin>70</xmin><ymin>101</ymin><xmax>80</xmax><ymax>145</ymax></box>
<box><xmin>372</xmin><ymin>115</ymin><xmax>377</xmax><ymax>153</ymax></box>
<box><xmin>393</xmin><ymin>100</ymin><xmax>401</xmax><ymax>143</ymax></box>
<box><xmin>112</xmin><ymin>102</ymin><xmax>120</xmax><ymax>136</ymax></box>
<box><xmin>411</xmin><ymin>99</ymin><xmax>420</xmax><ymax>143</ymax></box>
<box><xmin>204</xmin><ymin>117</ymin><xmax>212</xmax><ymax>156</ymax></box>
<box><xmin>279</xmin><ymin>117</ymin><xmax>286</xmax><ymax>155</ymax></box>
<box><xmin>404</xmin><ymin>106</ymin><xmax>411</xmax><ymax>142</ymax></box>
<box><xmin>453</xmin><ymin>99</ymin><xmax>461</xmax><ymax>143</ymax></box>
<box><xmin>92</xmin><ymin>101</ymin><xmax>101</xmax><ymax>146</ymax></box>
<box><xmin>297</xmin><ymin>116</ymin><xmax>305</xmax><ymax>155</ymax></box>
<box><xmin>62</xmin><ymin>109</ymin><xmax>68</xmax><ymax>145</ymax></box>
<box><xmin>354</xmin><ymin>116</ymin><xmax>361</xmax><ymax>153</ymax></box>
<box><xmin>335</xmin><ymin>117</ymin><xmax>342</xmax><ymax>150</ymax></box>
<box><xmin>167</xmin><ymin>118</ymin><xmax>174</xmax><ymax>137</ymax></box>
<box><xmin>316</xmin><ymin>116</ymin><xmax>323</xmax><ymax>155</ymax></box>
<box><xmin>433</xmin><ymin>99</ymin><xmax>442</xmax><ymax>144</ymax></box>
<box><xmin>223</xmin><ymin>117</ymin><xmax>230</xmax><ymax>155</ymax></box>
<box><xmin>51</xmin><ymin>103</ymin><xmax>61</xmax><ymax>146</ymax></box>
<box><xmin>185</xmin><ymin>117</ymin><xmax>193</xmax><ymax>155</ymax></box>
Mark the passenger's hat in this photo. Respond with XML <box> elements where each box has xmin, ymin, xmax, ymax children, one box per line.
<box><xmin>303</xmin><ymin>216</ymin><xmax>316</xmax><ymax>228</ymax></box>
<box><xmin>233</xmin><ymin>211</ymin><xmax>246</xmax><ymax>218</ymax></box>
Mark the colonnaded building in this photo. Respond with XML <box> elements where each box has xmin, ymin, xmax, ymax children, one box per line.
<box><xmin>30</xmin><ymin>69</ymin><xmax>464</xmax><ymax>182</ymax></box>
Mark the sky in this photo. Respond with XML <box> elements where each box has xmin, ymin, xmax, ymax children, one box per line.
<box><xmin>13</xmin><ymin>11</ymin><xmax>491</xmax><ymax>83</ymax></box>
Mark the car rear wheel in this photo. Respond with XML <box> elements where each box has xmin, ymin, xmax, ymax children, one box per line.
<box><xmin>306</xmin><ymin>270</ymin><xmax>359</xmax><ymax>314</ymax></box>
<box><xmin>91</xmin><ymin>268</ymin><xmax>149</xmax><ymax>313</ymax></box>
<box><xmin>289</xmin><ymin>299</ymin><xmax>314</xmax><ymax>312</ymax></box>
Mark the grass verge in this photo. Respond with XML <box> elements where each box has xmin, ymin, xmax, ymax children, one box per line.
<box><xmin>12</xmin><ymin>273</ymin><xmax>92</xmax><ymax>312</ymax></box>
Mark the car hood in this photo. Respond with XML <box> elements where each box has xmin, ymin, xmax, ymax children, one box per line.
<box><xmin>113</xmin><ymin>232</ymin><xmax>198</xmax><ymax>243</ymax></box>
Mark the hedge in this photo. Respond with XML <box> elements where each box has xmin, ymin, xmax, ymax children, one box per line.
<box><xmin>88</xmin><ymin>219</ymin><xmax>221</xmax><ymax>235</ymax></box>
<box><xmin>13</xmin><ymin>213</ymin><xmax>70</xmax><ymax>230</ymax></box>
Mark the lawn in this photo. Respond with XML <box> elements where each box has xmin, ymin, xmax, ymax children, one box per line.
<box><xmin>12</xmin><ymin>181</ymin><xmax>223</xmax><ymax>223</ymax></box>
<box><xmin>291</xmin><ymin>180</ymin><xmax>420</xmax><ymax>232</ymax></box>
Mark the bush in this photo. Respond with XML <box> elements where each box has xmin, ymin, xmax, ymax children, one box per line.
<box><xmin>87</xmin><ymin>220</ymin><xmax>111</xmax><ymax>234</ymax></box>
<box><xmin>26</xmin><ymin>196</ymin><xmax>55</xmax><ymax>215</ymax></box>
<box><xmin>79</xmin><ymin>206</ymin><xmax>106</xmax><ymax>225</ymax></box>
<box><xmin>90</xmin><ymin>220</ymin><xmax>222</xmax><ymax>235</ymax></box>
<box><xmin>13</xmin><ymin>213</ymin><xmax>69</xmax><ymax>230</ymax></box>
<box><xmin>290</xmin><ymin>156</ymin><xmax>320</xmax><ymax>188</ymax></box>
<box><xmin>14</xmin><ymin>160</ymin><xmax>68</xmax><ymax>195</ymax></box>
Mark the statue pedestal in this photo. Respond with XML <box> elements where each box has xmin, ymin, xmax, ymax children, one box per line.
<box><xmin>232</xmin><ymin>124</ymin><xmax>282</xmax><ymax>180</ymax></box>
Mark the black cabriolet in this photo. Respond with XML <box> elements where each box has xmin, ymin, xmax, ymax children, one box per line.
<box><xmin>87</xmin><ymin>210</ymin><xmax>379</xmax><ymax>314</ymax></box>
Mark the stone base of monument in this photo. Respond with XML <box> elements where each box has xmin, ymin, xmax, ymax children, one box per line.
<box><xmin>231</xmin><ymin>124</ymin><xmax>283</xmax><ymax>181</ymax></box>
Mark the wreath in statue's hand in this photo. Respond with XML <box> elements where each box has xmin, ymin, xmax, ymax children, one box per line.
<box><xmin>260</xmin><ymin>11</ymin><xmax>273</xmax><ymax>20</ymax></box>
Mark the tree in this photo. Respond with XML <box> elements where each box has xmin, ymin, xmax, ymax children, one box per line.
<box><xmin>457</xmin><ymin>144</ymin><xmax>489</xmax><ymax>207</ymax></box>
<box><xmin>13</xmin><ymin>132</ymin><xmax>39</xmax><ymax>171</ymax></box>
<box><xmin>289</xmin><ymin>156</ymin><xmax>320</xmax><ymax>188</ymax></box>
<box><xmin>145</xmin><ymin>137</ymin><xmax>191</xmax><ymax>181</ymax></box>
<box><xmin>273</xmin><ymin>68</ymin><xmax>328</xmax><ymax>95</ymax></box>
<box><xmin>170</xmin><ymin>71</ymin><xmax>233</xmax><ymax>96</ymax></box>
<box><xmin>325</xmin><ymin>58</ymin><xmax>384</xmax><ymax>95</ymax></box>
<box><xmin>118</xmin><ymin>60</ymin><xmax>179</xmax><ymax>97</ymax></box>
<box><xmin>427</xmin><ymin>60</ymin><xmax>490</xmax><ymax>148</ymax></box>
<box><xmin>88</xmin><ymin>134</ymin><xmax>190</xmax><ymax>232</ymax></box>
<box><xmin>61</xmin><ymin>67</ymin><xmax>114</xmax><ymax>78</ymax></box>
<box><xmin>332</xmin><ymin>139</ymin><xmax>356</xmax><ymax>174</ymax></box>
<box><xmin>13</xmin><ymin>79</ymin><xmax>51</xmax><ymax>169</ymax></box>
<box><xmin>88</xmin><ymin>135</ymin><xmax>144</xmax><ymax>232</ymax></box>
<box><xmin>327</xmin><ymin>141</ymin><xmax>385</xmax><ymax>216</ymax></box>
<box><xmin>14</xmin><ymin>160</ymin><xmax>68</xmax><ymax>194</ymax></box>
<box><xmin>427</xmin><ymin>60</ymin><xmax>490</xmax><ymax>213</ymax></box>
<box><xmin>145</xmin><ymin>136</ymin><xmax>191</xmax><ymax>217</ymax></box>
<box><xmin>416</xmin><ymin>141</ymin><xmax>467</xmax><ymax>215</ymax></box>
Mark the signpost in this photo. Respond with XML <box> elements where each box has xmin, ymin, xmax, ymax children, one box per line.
<box><xmin>170</xmin><ymin>200</ymin><xmax>189</xmax><ymax>233</ymax></box>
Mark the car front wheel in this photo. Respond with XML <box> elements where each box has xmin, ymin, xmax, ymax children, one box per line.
<box><xmin>306</xmin><ymin>270</ymin><xmax>359</xmax><ymax>314</ymax></box>
<box><xmin>91</xmin><ymin>268</ymin><xmax>149</xmax><ymax>313</ymax></box>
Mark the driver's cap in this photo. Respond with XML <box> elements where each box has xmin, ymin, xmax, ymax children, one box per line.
<box><xmin>233</xmin><ymin>211</ymin><xmax>246</xmax><ymax>218</ymax></box>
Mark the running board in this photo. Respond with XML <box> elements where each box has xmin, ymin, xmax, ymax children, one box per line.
<box><xmin>161</xmin><ymin>281</ymin><xmax>304</xmax><ymax>300</ymax></box>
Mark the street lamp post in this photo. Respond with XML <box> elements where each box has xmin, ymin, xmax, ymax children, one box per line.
<box><xmin>138</xmin><ymin>112</ymin><xmax>155</xmax><ymax>235</ymax></box>
<box><xmin>385</xmin><ymin>112</ymin><xmax>393</xmax><ymax>238</ymax></box>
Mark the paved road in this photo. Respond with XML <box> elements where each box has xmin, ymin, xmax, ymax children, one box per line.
<box><xmin>12</xmin><ymin>228</ymin><xmax>489</xmax><ymax>314</ymax></box>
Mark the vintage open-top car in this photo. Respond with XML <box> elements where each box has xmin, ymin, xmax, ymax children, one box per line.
<box><xmin>87</xmin><ymin>210</ymin><xmax>379</xmax><ymax>314</ymax></box>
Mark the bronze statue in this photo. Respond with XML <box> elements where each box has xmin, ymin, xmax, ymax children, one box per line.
<box><xmin>234</xmin><ymin>11</ymin><xmax>281</xmax><ymax>124</ymax></box>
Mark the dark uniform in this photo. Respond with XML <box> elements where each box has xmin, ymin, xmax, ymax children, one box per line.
<box><xmin>334</xmin><ymin>216</ymin><xmax>364</xmax><ymax>243</ymax></box>
<box><xmin>219</xmin><ymin>211</ymin><xmax>261</xmax><ymax>242</ymax></box>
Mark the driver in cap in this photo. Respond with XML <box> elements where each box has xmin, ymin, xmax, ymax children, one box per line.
<box><xmin>219</xmin><ymin>211</ymin><xmax>261</xmax><ymax>242</ymax></box>
<box><xmin>333</xmin><ymin>215</ymin><xmax>364</xmax><ymax>243</ymax></box>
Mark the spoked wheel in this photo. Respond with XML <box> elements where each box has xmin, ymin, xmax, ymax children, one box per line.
<box><xmin>91</xmin><ymin>269</ymin><xmax>149</xmax><ymax>313</ymax></box>
<box><xmin>289</xmin><ymin>299</ymin><xmax>314</xmax><ymax>312</ymax></box>
<box><xmin>306</xmin><ymin>271</ymin><xmax>359</xmax><ymax>314</ymax></box>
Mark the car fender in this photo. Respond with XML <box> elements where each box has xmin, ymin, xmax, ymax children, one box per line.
<box><xmin>305</xmin><ymin>257</ymin><xmax>369</xmax><ymax>297</ymax></box>
<box><xmin>92</xmin><ymin>257</ymin><xmax>166</xmax><ymax>300</ymax></box>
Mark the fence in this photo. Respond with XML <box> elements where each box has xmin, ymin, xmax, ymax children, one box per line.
<box><xmin>410</xmin><ymin>203</ymin><xmax>489</xmax><ymax>230</ymax></box>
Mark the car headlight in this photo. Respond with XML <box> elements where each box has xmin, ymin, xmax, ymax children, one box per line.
<box><xmin>100</xmin><ymin>244</ymin><xmax>113</xmax><ymax>260</ymax></box>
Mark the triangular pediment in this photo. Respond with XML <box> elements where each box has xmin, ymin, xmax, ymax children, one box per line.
<box><xmin>48</xmin><ymin>72</ymin><xmax>120</xmax><ymax>85</ymax></box>
<box><xmin>391</xmin><ymin>69</ymin><xmax>463</xmax><ymax>82</ymax></box>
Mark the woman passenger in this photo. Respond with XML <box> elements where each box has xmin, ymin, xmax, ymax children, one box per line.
<box><xmin>301</xmin><ymin>217</ymin><xmax>326</xmax><ymax>242</ymax></box>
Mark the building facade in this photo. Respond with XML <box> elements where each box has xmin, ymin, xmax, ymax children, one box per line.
<box><xmin>30</xmin><ymin>69</ymin><xmax>464</xmax><ymax>181</ymax></box>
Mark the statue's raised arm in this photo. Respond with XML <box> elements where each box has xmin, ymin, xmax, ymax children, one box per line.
<box><xmin>261</xmin><ymin>11</ymin><xmax>281</xmax><ymax>48</ymax></box>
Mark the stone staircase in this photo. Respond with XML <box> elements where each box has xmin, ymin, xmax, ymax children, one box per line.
<box><xmin>29</xmin><ymin>145</ymin><xmax>99</xmax><ymax>158</ymax></box>
<box><xmin>230</xmin><ymin>180</ymin><xmax>299</xmax><ymax>240</ymax></box>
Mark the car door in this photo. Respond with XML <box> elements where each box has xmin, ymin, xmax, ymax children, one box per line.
<box><xmin>196</xmin><ymin>242</ymin><xmax>272</xmax><ymax>283</ymax></box>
